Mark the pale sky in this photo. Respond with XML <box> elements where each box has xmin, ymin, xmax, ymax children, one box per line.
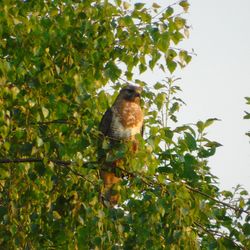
<box><xmin>133</xmin><ymin>0</ymin><xmax>250</xmax><ymax>192</ymax></box>
<box><xmin>178</xmin><ymin>0</ymin><xmax>250</xmax><ymax>192</ymax></box>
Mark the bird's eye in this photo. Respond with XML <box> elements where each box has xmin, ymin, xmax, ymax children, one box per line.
<box><xmin>127</xmin><ymin>89</ymin><xmax>134</xmax><ymax>93</ymax></box>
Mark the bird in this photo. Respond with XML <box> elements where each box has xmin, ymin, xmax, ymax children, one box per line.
<box><xmin>98</xmin><ymin>84</ymin><xmax>144</xmax><ymax>205</ymax></box>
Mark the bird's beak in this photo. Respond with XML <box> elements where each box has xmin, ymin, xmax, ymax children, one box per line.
<box><xmin>135</xmin><ymin>87</ymin><xmax>142</xmax><ymax>97</ymax></box>
<box><xmin>135</xmin><ymin>92</ymin><xmax>141</xmax><ymax>97</ymax></box>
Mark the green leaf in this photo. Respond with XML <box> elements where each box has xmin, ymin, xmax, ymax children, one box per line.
<box><xmin>123</xmin><ymin>2</ymin><xmax>131</xmax><ymax>10</ymax></box>
<box><xmin>204</xmin><ymin>141</ymin><xmax>222</xmax><ymax>148</ymax></box>
<box><xmin>179</xmin><ymin>50</ymin><xmax>192</xmax><ymax>66</ymax></box>
<box><xmin>139</xmin><ymin>63</ymin><xmax>147</xmax><ymax>74</ymax></box>
<box><xmin>154</xmin><ymin>82</ymin><xmax>165</xmax><ymax>90</ymax></box>
<box><xmin>242</xmin><ymin>223</ymin><xmax>250</xmax><ymax>235</ymax></box>
<box><xmin>152</xmin><ymin>3</ymin><xmax>161</xmax><ymax>9</ymax></box>
<box><xmin>0</xmin><ymin>206</ymin><xmax>8</xmax><ymax>219</ymax></box>
<box><xmin>166</xmin><ymin>58</ymin><xmax>177</xmax><ymax>73</ymax></box>
<box><xmin>135</xmin><ymin>3</ymin><xmax>145</xmax><ymax>10</ymax></box>
<box><xmin>105</xmin><ymin>61</ymin><xmax>122</xmax><ymax>82</ymax></box>
<box><xmin>179</xmin><ymin>1</ymin><xmax>190</xmax><ymax>12</ymax></box>
<box><xmin>174</xmin><ymin>17</ymin><xmax>186</xmax><ymax>29</ymax></box>
<box><xmin>36</xmin><ymin>137</ymin><xmax>44</xmax><ymax>147</ymax></box>
<box><xmin>155</xmin><ymin>93</ymin><xmax>166</xmax><ymax>110</ymax></box>
<box><xmin>41</xmin><ymin>106</ymin><xmax>49</xmax><ymax>118</ymax></box>
<box><xmin>0</xmin><ymin>166</ymin><xmax>10</xmax><ymax>179</ymax></box>
<box><xmin>197</xmin><ymin>118</ymin><xmax>219</xmax><ymax>133</ymax></box>
<box><xmin>184</xmin><ymin>132</ymin><xmax>197</xmax><ymax>151</ymax></box>
<box><xmin>198</xmin><ymin>147</ymin><xmax>216</xmax><ymax>158</ymax></box>
<box><xmin>163</xmin><ymin>7</ymin><xmax>174</xmax><ymax>18</ymax></box>
<box><xmin>158</xmin><ymin>32</ymin><xmax>170</xmax><ymax>52</ymax></box>
<box><xmin>244</xmin><ymin>111</ymin><xmax>250</xmax><ymax>119</ymax></box>
<box><xmin>245</xmin><ymin>97</ymin><xmax>250</xmax><ymax>104</ymax></box>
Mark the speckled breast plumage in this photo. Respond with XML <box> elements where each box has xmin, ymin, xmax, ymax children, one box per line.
<box><xmin>110</xmin><ymin>101</ymin><xmax>143</xmax><ymax>140</ymax></box>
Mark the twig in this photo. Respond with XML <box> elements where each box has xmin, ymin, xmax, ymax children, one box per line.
<box><xmin>54</xmin><ymin>162</ymin><xmax>96</xmax><ymax>186</ymax></box>
<box><xmin>0</xmin><ymin>158</ymin><xmax>72</xmax><ymax>165</ymax></box>
<box><xmin>30</xmin><ymin>119</ymin><xmax>72</xmax><ymax>125</ymax></box>
<box><xmin>186</xmin><ymin>184</ymin><xmax>249</xmax><ymax>215</ymax></box>
<box><xmin>0</xmin><ymin>157</ymin><xmax>96</xmax><ymax>185</ymax></box>
<box><xmin>152</xmin><ymin>1</ymin><xmax>177</xmax><ymax>20</ymax></box>
<box><xmin>115</xmin><ymin>165</ymin><xmax>154</xmax><ymax>188</ymax></box>
<box><xmin>194</xmin><ymin>221</ymin><xmax>244</xmax><ymax>249</ymax></box>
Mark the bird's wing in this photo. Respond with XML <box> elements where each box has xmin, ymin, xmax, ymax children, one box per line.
<box><xmin>141</xmin><ymin>123</ymin><xmax>144</xmax><ymax>137</ymax></box>
<box><xmin>99</xmin><ymin>108</ymin><xmax>113</xmax><ymax>136</ymax></box>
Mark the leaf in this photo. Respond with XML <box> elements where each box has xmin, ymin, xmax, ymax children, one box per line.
<box><xmin>105</xmin><ymin>61</ymin><xmax>122</xmax><ymax>82</ymax></box>
<box><xmin>152</xmin><ymin>3</ymin><xmax>161</xmax><ymax>9</ymax></box>
<box><xmin>134</xmin><ymin>3</ymin><xmax>145</xmax><ymax>10</ymax></box>
<box><xmin>197</xmin><ymin>118</ymin><xmax>220</xmax><ymax>133</ymax></box>
<box><xmin>41</xmin><ymin>106</ymin><xmax>49</xmax><ymax>118</ymax></box>
<box><xmin>170</xmin><ymin>102</ymin><xmax>180</xmax><ymax>115</ymax></box>
<box><xmin>123</xmin><ymin>2</ymin><xmax>131</xmax><ymax>10</ymax></box>
<box><xmin>204</xmin><ymin>141</ymin><xmax>222</xmax><ymax>148</ymax></box>
<box><xmin>139</xmin><ymin>63</ymin><xmax>147</xmax><ymax>74</ymax></box>
<box><xmin>204</xmin><ymin>118</ymin><xmax>220</xmax><ymax>127</ymax></box>
<box><xmin>198</xmin><ymin>147</ymin><xmax>216</xmax><ymax>158</ymax></box>
<box><xmin>0</xmin><ymin>206</ymin><xmax>8</xmax><ymax>219</ymax></box>
<box><xmin>36</xmin><ymin>137</ymin><xmax>44</xmax><ymax>147</ymax></box>
<box><xmin>221</xmin><ymin>190</ymin><xmax>233</xmax><ymax>198</ymax></box>
<box><xmin>152</xmin><ymin>49</ymin><xmax>161</xmax><ymax>65</ymax></box>
<box><xmin>115</xmin><ymin>0</ymin><xmax>121</xmax><ymax>6</ymax></box>
<box><xmin>245</xmin><ymin>97</ymin><xmax>250</xmax><ymax>104</ymax></box>
<box><xmin>171</xmin><ymin>31</ymin><xmax>184</xmax><ymax>44</ymax></box>
<box><xmin>0</xmin><ymin>166</ymin><xmax>10</xmax><ymax>179</ymax></box>
<box><xmin>174</xmin><ymin>17</ymin><xmax>186</xmax><ymax>29</ymax></box>
<box><xmin>242</xmin><ymin>223</ymin><xmax>250</xmax><ymax>235</ymax></box>
<box><xmin>154</xmin><ymin>82</ymin><xmax>165</xmax><ymax>90</ymax></box>
<box><xmin>155</xmin><ymin>93</ymin><xmax>166</xmax><ymax>110</ymax></box>
<box><xmin>179</xmin><ymin>50</ymin><xmax>192</xmax><ymax>65</ymax></box>
<box><xmin>243</xmin><ymin>111</ymin><xmax>250</xmax><ymax>119</ymax></box>
<box><xmin>184</xmin><ymin>132</ymin><xmax>197</xmax><ymax>151</ymax></box>
<box><xmin>163</xmin><ymin>7</ymin><xmax>174</xmax><ymax>18</ymax></box>
<box><xmin>166</xmin><ymin>58</ymin><xmax>177</xmax><ymax>73</ymax></box>
<box><xmin>158</xmin><ymin>32</ymin><xmax>170</xmax><ymax>52</ymax></box>
<box><xmin>240</xmin><ymin>190</ymin><xmax>248</xmax><ymax>196</ymax></box>
<box><xmin>179</xmin><ymin>1</ymin><xmax>190</xmax><ymax>12</ymax></box>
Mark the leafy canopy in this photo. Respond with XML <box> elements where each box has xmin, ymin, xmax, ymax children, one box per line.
<box><xmin>0</xmin><ymin>0</ymin><xmax>249</xmax><ymax>249</ymax></box>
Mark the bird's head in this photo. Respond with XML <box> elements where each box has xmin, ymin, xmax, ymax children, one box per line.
<box><xmin>118</xmin><ymin>85</ymin><xmax>142</xmax><ymax>103</ymax></box>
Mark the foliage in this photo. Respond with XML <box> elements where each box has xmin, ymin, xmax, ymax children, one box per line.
<box><xmin>244</xmin><ymin>97</ymin><xmax>250</xmax><ymax>139</ymax></box>
<box><xmin>0</xmin><ymin>0</ymin><xmax>249</xmax><ymax>249</ymax></box>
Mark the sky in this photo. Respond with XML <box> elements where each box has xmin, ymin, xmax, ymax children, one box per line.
<box><xmin>134</xmin><ymin>0</ymin><xmax>250</xmax><ymax>192</ymax></box>
<box><xmin>178</xmin><ymin>0</ymin><xmax>250</xmax><ymax>192</ymax></box>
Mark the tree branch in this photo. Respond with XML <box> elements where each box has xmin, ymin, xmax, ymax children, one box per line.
<box><xmin>30</xmin><ymin>119</ymin><xmax>72</xmax><ymax>125</ymax></box>
<box><xmin>0</xmin><ymin>157</ymin><xmax>249</xmax><ymax>215</ymax></box>
<box><xmin>53</xmin><ymin>161</ymin><xmax>96</xmax><ymax>186</ymax></box>
<box><xmin>0</xmin><ymin>158</ymin><xmax>72</xmax><ymax>166</ymax></box>
<box><xmin>194</xmin><ymin>221</ymin><xmax>244</xmax><ymax>249</ymax></box>
<box><xmin>0</xmin><ymin>158</ymin><xmax>96</xmax><ymax>185</ymax></box>
<box><xmin>186</xmin><ymin>184</ymin><xmax>248</xmax><ymax>215</ymax></box>
<box><xmin>114</xmin><ymin>166</ymin><xmax>249</xmax><ymax>215</ymax></box>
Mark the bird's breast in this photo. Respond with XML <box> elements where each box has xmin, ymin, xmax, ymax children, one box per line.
<box><xmin>111</xmin><ymin>102</ymin><xmax>143</xmax><ymax>139</ymax></box>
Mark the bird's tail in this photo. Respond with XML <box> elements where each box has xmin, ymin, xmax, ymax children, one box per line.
<box><xmin>100</xmin><ymin>169</ymin><xmax>120</xmax><ymax>206</ymax></box>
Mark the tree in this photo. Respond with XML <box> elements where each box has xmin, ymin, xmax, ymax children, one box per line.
<box><xmin>0</xmin><ymin>0</ymin><xmax>249</xmax><ymax>249</ymax></box>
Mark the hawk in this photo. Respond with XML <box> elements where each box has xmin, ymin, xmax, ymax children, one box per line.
<box><xmin>99</xmin><ymin>84</ymin><xmax>144</xmax><ymax>205</ymax></box>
